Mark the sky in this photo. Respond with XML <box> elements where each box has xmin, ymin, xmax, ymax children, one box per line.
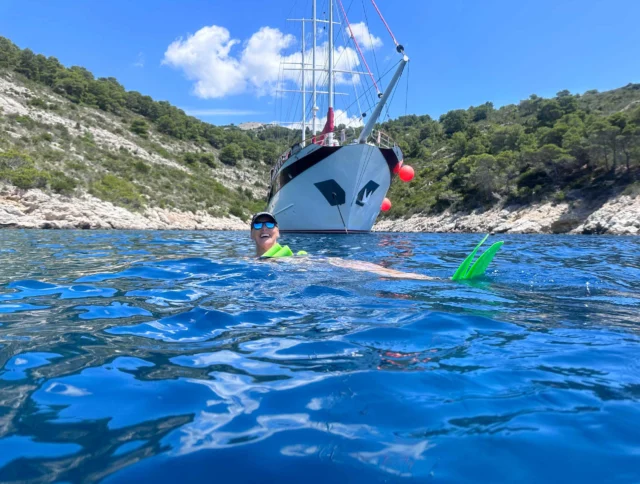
<box><xmin>1</xmin><ymin>0</ymin><xmax>639</xmax><ymax>127</ymax></box>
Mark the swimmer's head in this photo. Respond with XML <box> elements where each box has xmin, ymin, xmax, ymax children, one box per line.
<box><xmin>250</xmin><ymin>212</ymin><xmax>280</xmax><ymax>256</ymax></box>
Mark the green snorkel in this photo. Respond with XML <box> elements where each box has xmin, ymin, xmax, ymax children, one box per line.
<box><xmin>260</xmin><ymin>243</ymin><xmax>307</xmax><ymax>258</ymax></box>
<box><xmin>451</xmin><ymin>235</ymin><xmax>504</xmax><ymax>281</ymax></box>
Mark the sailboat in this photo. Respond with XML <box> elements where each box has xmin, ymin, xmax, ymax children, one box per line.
<box><xmin>267</xmin><ymin>0</ymin><xmax>411</xmax><ymax>233</ymax></box>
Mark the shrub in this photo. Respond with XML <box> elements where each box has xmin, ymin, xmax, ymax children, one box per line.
<box><xmin>199</xmin><ymin>153</ymin><xmax>216</xmax><ymax>168</ymax></box>
<box><xmin>219</xmin><ymin>143</ymin><xmax>243</xmax><ymax>166</ymax></box>
<box><xmin>229</xmin><ymin>205</ymin><xmax>245</xmax><ymax>219</ymax></box>
<box><xmin>130</xmin><ymin>119</ymin><xmax>148</xmax><ymax>138</ymax></box>
<box><xmin>183</xmin><ymin>152</ymin><xmax>197</xmax><ymax>164</ymax></box>
<box><xmin>0</xmin><ymin>150</ymin><xmax>33</xmax><ymax>170</ymax></box>
<box><xmin>151</xmin><ymin>143</ymin><xmax>171</xmax><ymax>159</ymax></box>
<box><xmin>133</xmin><ymin>160</ymin><xmax>150</xmax><ymax>173</ymax></box>
<box><xmin>1</xmin><ymin>167</ymin><xmax>50</xmax><ymax>189</ymax></box>
<box><xmin>49</xmin><ymin>171</ymin><xmax>77</xmax><ymax>195</ymax></box>
<box><xmin>26</xmin><ymin>97</ymin><xmax>47</xmax><ymax>109</ymax></box>
<box><xmin>14</xmin><ymin>115</ymin><xmax>36</xmax><ymax>129</ymax></box>
<box><xmin>91</xmin><ymin>174</ymin><xmax>143</xmax><ymax>209</ymax></box>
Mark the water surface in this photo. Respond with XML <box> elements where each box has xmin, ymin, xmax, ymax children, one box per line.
<box><xmin>0</xmin><ymin>230</ymin><xmax>639</xmax><ymax>483</ymax></box>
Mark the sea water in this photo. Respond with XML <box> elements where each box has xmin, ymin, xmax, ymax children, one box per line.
<box><xmin>0</xmin><ymin>230</ymin><xmax>638</xmax><ymax>483</ymax></box>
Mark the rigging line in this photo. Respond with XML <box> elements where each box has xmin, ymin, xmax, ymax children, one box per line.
<box><xmin>405</xmin><ymin>60</ymin><xmax>410</xmax><ymax>118</ymax></box>
<box><xmin>370</xmin><ymin>0</ymin><xmax>399</xmax><ymax>47</ymax></box>
<box><xmin>285</xmin><ymin>68</ymin><xmax>304</xmax><ymax>132</ymax></box>
<box><xmin>362</xmin><ymin>0</ymin><xmax>383</xmax><ymax>93</ymax></box>
<box><xmin>322</xmin><ymin>0</ymin><xmax>358</xmax><ymax>115</ymax></box>
<box><xmin>339</xmin><ymin>59</ymin><xmax>401</xmax><ymax>119</ymax></box>
<box><xmin>334</xmin><ymin>5</ymin><xmax>376</xmax><ymax>115</ymax></box>
<box><xmin>276</xmin><ymin>56</ymin><xmax>286</xmax><ymax>148</ymax></box>
<box><xmin>382</xmin><ymin>69</ymin><xmax>402</xmax><ymax>123</ymax></box>
<box><xmin>336</xmin><ymin>0</ymin><xmax>380</xmax><ymax>94</ymax></box>
<box><xmin>277</xmin><ymin>0</ymin><xmax>301</xmax><ymax>147</ymax></box>
<box><xmin>345</xmin><ymin>15</ymin><xmax>377</xmax><ymax>116</ymax></box>
<box><xmin>335</xmin><ymin>5</ymin><xmax>367</xmax><ymax>121</ymax></box>
<box><xmin>331</xmin><ymin>0</ymin><xmax>375</xmax><ymax>113</ymax></box>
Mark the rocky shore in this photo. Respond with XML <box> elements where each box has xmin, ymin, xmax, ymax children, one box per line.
<box><xmin>1</xmin><ymin>184</ymin><xmax>638</xmax><ymax>234</ymax></box>
<box><xmin>374</xmin><ymin>192</ymin><xmax>640</xmax><ymax>235</ymax></box>
<box><xmin>0</xmin><ymin>185</ymin><xmax>246</xmax><ymax>231</ymax></box>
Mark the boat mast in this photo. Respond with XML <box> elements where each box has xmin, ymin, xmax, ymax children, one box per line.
<box><xmin>326</xmin><ymin>0</ymin><xmax>334</xmax><ymax>145</ymax></box>
<box><xmin>312</xmin><ymin>0</ymin><xmax>317</xmax><ymax>137</ymax></box>
<box><xmin>301</xmin><ymin>20</ymin><xmax>306</xmax><ymax>145</ymax></box>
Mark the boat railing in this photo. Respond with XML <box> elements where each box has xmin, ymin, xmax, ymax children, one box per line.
<box><xmin>270</xmin><ymin>129</ymin><xmax>397</xmax><ymax>182</ymax></box>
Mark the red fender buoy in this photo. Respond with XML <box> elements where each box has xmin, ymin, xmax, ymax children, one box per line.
<box><xmin>399</xmin><ymin>165</ymin><xmax>414</xmax><ymax>182</ymax></box>
<box><xmin>381</xmin><ymin>197</ymin><xmax>392</xmax><ymax>211</ymax></box>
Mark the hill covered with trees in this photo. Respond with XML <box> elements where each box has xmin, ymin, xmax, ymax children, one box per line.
<box><xmin>1</xmin><ymin>35</ymin><xmax>639</xmax><ymax>226</ymax></box>
<box><xmin>381</xmin><ymin>84</ymin><xmax>640</xmax><ymax>218</ymax></box>
<box><xmin>0</xmin><ymin>36</ymin><xmax>299</xmax><ymax>220</ymax></box>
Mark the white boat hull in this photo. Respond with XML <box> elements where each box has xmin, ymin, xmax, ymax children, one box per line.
<box><xmin>267</xmin><ymin>142</ymin><xmax>402</xmax><ymax>233</ymax></box>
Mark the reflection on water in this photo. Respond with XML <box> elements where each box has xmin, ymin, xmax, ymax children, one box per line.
<box><xmin>0</xmin><ymin>230</ymin><xmax>639</xmax><ymax>483</ymax></box>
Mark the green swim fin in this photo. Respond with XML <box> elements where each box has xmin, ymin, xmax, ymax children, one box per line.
<box><xmin>451</xmin><ymin>234</ymin><xmax>488</xmax><ymax>281</ymax></box>
<box><xmin>463</xmin><ymin>241</ymin><xmax>504</xmax><ymax>280</ymax></box>
<box><xmin>261</xmin><ymin>243</ymin><xmax>282</xmax><ymax>258</ymax></box>
<box><xmin>272</xmin><ymin>245</ymin><xmax>293</xmax><ymax>258</ymax></box>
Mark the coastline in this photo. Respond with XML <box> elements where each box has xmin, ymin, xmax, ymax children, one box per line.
<box><xmin>1</xmin><ymin>184</ymin><xmax>638</xmax><ymax>234</ymax></box>
<box><xmin>0</xmin><ymin>185</ymin><xmax>246</xmax><ymax>231</ymax></box>
<box><xmin>374</xmin><ymin>192</ymin><xmax>640</xmax><ymax>235</ymax></box>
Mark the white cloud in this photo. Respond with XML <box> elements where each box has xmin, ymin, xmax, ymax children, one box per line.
<box><xmin>349</xmin><ymin>22</ymin><xmax>383</xmax><ymax>50</ymax></box>
<box><xmin>163</xmin><ymin>25</ymin><xmax>246</xmax><ymax>98</ymax></box>
<box><xmin>163</xmin><ymin>24</ymin><xmax>367</xmax><ymax>99</ymax></box>
<box><xmin>241</xmin><ymin>27</ymin><xmax>295</xmax><ymax>96</ymax></box>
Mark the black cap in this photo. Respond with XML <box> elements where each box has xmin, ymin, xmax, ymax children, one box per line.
<box><xmin>250</xmin><ymin>212</ymin><xmax>277</xmax><ymax>227</ymax></box>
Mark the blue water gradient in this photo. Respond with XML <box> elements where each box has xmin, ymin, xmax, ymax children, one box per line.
<box><xmin>0</xmin><ymin>230</ymin><xmax>639</xmax><ymax>483</ymax></box>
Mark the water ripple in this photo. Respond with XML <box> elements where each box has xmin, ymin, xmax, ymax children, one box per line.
<box><xmin>0</xmin><ymin>230</ymin><xmax>638</xmax><ymax>483</ymax></box>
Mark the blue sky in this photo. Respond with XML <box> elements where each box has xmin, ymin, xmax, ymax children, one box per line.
<box><xmin>1</xmin><ymin>0</ymin><xmax>639</xmax><ymax>126</ymax></box>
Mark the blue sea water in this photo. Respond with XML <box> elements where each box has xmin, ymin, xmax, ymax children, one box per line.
<box><xmin>0</xmin><ymin>230</ymin><xmax>639</xmax><ymax>483</ymax></box>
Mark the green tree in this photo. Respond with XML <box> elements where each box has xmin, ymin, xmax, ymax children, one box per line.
<box><xmin>0</xmin><ymin>37</ymin><xmax>20</xmax><ymax>68</ymax></box>
<box><xmin>588</xmin><ymin>119</ymin><xmax>620</xmax><ymax>171</ymax></box>
<box><xmin>618</xmin><ymin>125</ymin><xmax>640</xmax><ymax>174</ymax></box>
<box><xmin>262</xmin><ymin>142</ymin><xmax>280</xmax><ymax>164</ymax></box>
<box><xmin>537</xmin><ymin>100</ymin><xmax>564</xmax><ymax>127</ymax></box>
<box><xmin>54</xmin><ymin>69</ymin><xmax>89</xmax><ymax>103</ymax></box>
<box><xmin>465</xmin><ymin>135</ymin><xmax>490</xmax><ymax>156</ymax></box>
<box><xmin>130</xmin><ymin>119</ymin><xmax>148</xmax><ymax>138</ymax></box>
<box><xmin>466</xmin><ymin>154</ymin><xmax>504</xmax><ymax>201</ymax></box>
<box><xmin>562</xmin><ymin>128</ymin><xmax>590</xmax><ymax>167</ymax></box>
<box><xmin>450</xmin><ymin>132</ymin><xmax>467</xmax><ymax>158</ymax></box>
<box><xmin>470</xmin><ymin>102</ymin><xmax>494</xmax><ymax>122</ymax></box>
<box><xmin>556</xmin><ymin>90</ymin><xmax>578</xmax><ymax>114</ymax></box>
<box><xmin>15</xmin><ymin>48</ymin><xmax>39</xmax><ymax>80</ymax></box>
<box><xmin>440</xmin><ymin>109</ymin><xmax>469</xmax><ymax>137</ymax></box>
<box><xmin>219</xmin><ymin>143</ymin><xmax>243</xmax><ymax>166</ymax></box>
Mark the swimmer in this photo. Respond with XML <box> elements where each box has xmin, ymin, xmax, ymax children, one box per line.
<box><xmin>250</xmin><ymin>212</ymin><xmax>281</xmax><ymax>257</ymax></box>
<box><xmin>250</xmin><ymin>212</ymin><xmax>503</xmax><ymax>281</ymax></box>
<box><xmin>249</xmin><ymin>212</ymin><xmax>434</xmax><ymax>280</ymax></box>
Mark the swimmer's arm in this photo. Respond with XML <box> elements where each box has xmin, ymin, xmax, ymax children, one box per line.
<box><xmin>326</xmin><ymin>258</ymin><xmax>435</xmax><ymax>280</ymax></box>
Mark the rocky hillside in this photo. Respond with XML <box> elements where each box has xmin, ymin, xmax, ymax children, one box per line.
<box><xmin>0</xmin><ymin>69</ymin><xmax>281</xmax><ymax>229</ymax></box>
<box><xmin>380</xmin><ymin>85</ymin><xmax>640</xmax><ymax>224</ymax></box>
<box><xmin>0</xmin><ymin>35</ymin><xmax>638</xmax><ymax>234</ymax></box>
